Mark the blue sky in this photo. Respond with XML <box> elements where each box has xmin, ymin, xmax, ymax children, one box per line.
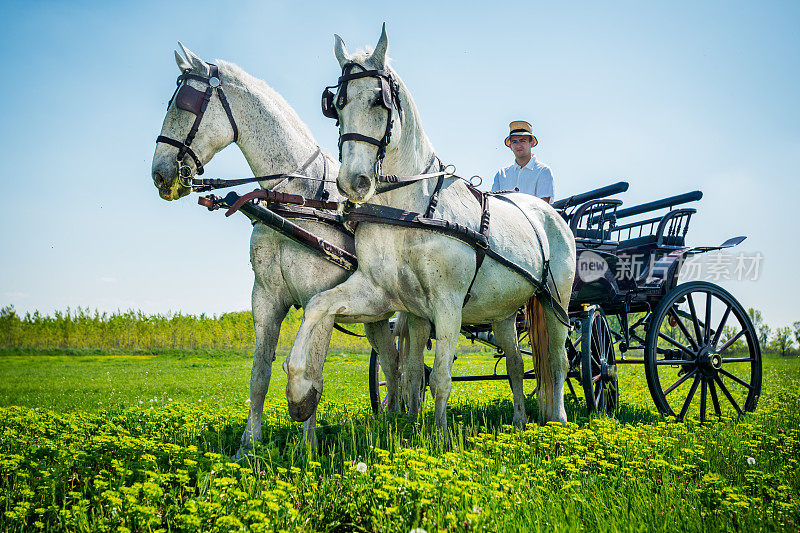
<box><xmin>1</xmin><ymin>1</ymin><xmax>798</xmax><ymax>328</ymax></box>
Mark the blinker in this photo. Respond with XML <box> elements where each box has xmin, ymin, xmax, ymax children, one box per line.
<box><xmin>175</xmin><ymin>84</ymin><xmax>207</xmax><ymax>115</ymax></box>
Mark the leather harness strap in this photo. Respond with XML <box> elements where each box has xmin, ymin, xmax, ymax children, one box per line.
<box><xmin>190</xmin><ymin>146</ymin><xmax>329</xmax><ymax>192</ymax></box>
<box><xmin>224</xmin><ymin>188</ymin><xmax>341</xmax><ymax>217</ymax></box>
<box><xmin>218</xmin><ymin>192</ymin><xmax>357</xmax><ymax>272</ymax></box>
<box><xmin>462</xmin><ymin>185</ymin><xmax>491</xmax><ymax>306</ymax></box>
<box><xmin>156</xmin><ymin>64</ymin><xmax>239</xmax><ymax>177</ymax></box>
<box><xmin>344</xmin><ymin>203</ymin><xmax>489</xmax><ymax>250</ymax></box>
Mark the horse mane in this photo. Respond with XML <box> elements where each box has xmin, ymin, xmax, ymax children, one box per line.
<box><xmin>213</xmin><ymin>59</ymin><xmax>318</xmax><ymax>145</ymax></box>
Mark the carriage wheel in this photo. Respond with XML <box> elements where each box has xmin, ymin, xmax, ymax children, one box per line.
<box><xmin>644</xmin><ymin>281</ymin><xmax>762</xmax><ymax>422</ymax></box>
<box><xmin>368</xmin><ymin>349</ymin><xmax>388</xmax><ymax>414</ymax></box>
<box><xmin>368</xmin><ymin>349</ymin><xmax>430</xmax><ymax>414</ymax></box>
<box><xmin>580</xmin><ymin>308</ymin><xmax>619</xmax><ymax>415</ymax></box>
<box><xmin>564</xmin><ymin>323</ymin><xmax>583</xmax><ymax>401</ymax></box>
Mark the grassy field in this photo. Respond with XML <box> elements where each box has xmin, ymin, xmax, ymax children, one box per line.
<box><xmin>1</xmin><ymin>347</ymin><xmax>798</xmax><ymax>531</ymax></box>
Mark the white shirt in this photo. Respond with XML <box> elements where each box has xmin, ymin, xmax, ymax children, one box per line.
<box><xmin>491</xmin><ymin>155</ymin><xmax>555</xmax><ymax>200</ymax></box>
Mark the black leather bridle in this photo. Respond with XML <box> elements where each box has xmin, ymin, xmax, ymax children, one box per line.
<box><xmin>157</xmin><ymin>63</ymin><xmax>239</xmax><ymax>181</ymax></box>
<box><xmin>321</xmin><ymin>61</ymin><xmax>401</xmax><ymax>176</ymax></box>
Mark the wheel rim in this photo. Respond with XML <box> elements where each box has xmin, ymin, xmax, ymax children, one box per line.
<box><xmin>368</xmin><ymin>349</ymin><xmax>389</xmax><ymax>414</ymax></box>
<box><xmin>645</xmin><ymin>282</ymin><xmax>762</xmax><ymax>421</ymax></box>
<box><xmin>581</xmin><ymin>309</ymin><xmax>619</xmax><ymax>415</ymax></box>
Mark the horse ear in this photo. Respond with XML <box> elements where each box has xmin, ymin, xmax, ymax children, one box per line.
<box><xmin>368</xmin><ymin>23</ymin><xmax>388</xmax><ymax>69</ymax></box>
<box><xmin>174</xmin><ymin>50</ymin><xmax>192</xmax><ymax>72</ymax></box>
<box><xmin>334</xmin><ymin>34</ymin><xmax>350</xmax><ymax>67</ymax></box>
<box><xmin>178</xmin><ymin>42</ymin><xmax>207</xmax><ymax>72</ymax></box>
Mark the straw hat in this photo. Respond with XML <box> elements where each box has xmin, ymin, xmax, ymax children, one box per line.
<box><xmin>504</xmin><ymin>120</ymin><xmax>538</xmax><ymax>147</ymax></box>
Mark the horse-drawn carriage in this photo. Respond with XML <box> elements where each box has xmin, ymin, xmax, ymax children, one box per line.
<box><xmin>157</xmin><ymin>39</ymin><xmax>760</xmax><ymax>442</ymax></box>
<box><xmin>367</xmin><ymin>181</ymin><xmax>762</xmax><ymax>422</ymax></box>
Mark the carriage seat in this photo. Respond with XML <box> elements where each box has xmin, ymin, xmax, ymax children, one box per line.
<box><xmin>618</xmin><ymin>234</ymin><xmax>685</xmax><ymax>249</ymax></box>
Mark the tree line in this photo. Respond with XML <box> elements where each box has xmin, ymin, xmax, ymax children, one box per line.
<box><xmin>0</xmin><ymin>305</ymin><xmax>373</xmax><ymax>353</ymax></box>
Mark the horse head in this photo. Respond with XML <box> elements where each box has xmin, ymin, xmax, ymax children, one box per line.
<box><xmin>330</xmin><ymin>25</ymin><xmax>406</xmax><ymax>203</ymax></box>
<box><xmin>151</xmin><ymin>43</ymin><xmax>239</xmax><ymax>201</ymax></box>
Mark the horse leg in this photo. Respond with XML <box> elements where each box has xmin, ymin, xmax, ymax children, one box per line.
<box><xmin>404</xmin><ymin>314</ymin><xmax>431</xmax><ymax>417</ymax></box>
<box><xmin>542</xmin><ymin>304</ymin><xmax>569</xmax><ymax>424</ymax></box>
<box><xmin>302</xmin><ymin>410</ymin><xmax>318</xmax><ymax>451</ymax></box>
<box><xmin>364</xmin><ymin>320</ymin><xmax>401</xmax><ymax>414</ymax></box>
<box><xmin>238</xmin><ymin>281</ymin><xmax>289</xmax><ymax>456</ymax></box>
<box><xmin>284</xmin><ymin>272</ymin><xmax>392</xmax><ymax>421</ymax></box>
<box><xmin>429</xmin><ymin>304</ymin><xmax>463</xmax><ymax>436</ymax></box>
<box><xmin>492</xmin><ymin>315</ymin><xmax>527</xmax><ymax>428</ymax></box>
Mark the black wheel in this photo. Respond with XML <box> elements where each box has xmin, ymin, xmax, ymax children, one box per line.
<box><xmin>644</xmin><ymin>281</ymin><xmax>762</xmax><ymax>421</ymax></box>
<box><xmin>369</xmin><ymin>349</ymin><xmax>430</xmax><ymax>414</ymax></box>
<box><xmin>368</xmin><ymin>348</ymin><xmax>388</xmax><ymax>414</ymax></box>
<box><xmin>580</xmin><ymin>308</ymin><xmax>619</xmax><ymax>415</ymax></box>
<box><xmin>564</xmin><ymin>320</ymin><xmax>583</xmax><ymax>400</ymax></box>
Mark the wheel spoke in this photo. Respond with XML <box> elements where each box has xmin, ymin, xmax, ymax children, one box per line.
<box><xmin>566</xmin><ymin>378</ymin><xmax>578</xmax><ymax>399</ymax></box>
<box><xmin>709</xmin><ymin>379</ymin><xmax>722</xmax><ymax>417</ymax></box>
<box><xmin>722</xmin><ymin>357</ymin><xmax>755</xmax><ymax>363</ymax></box>
<box><xmin>664</xmin><ymin>368</ymin><xmax>697</xmax><ymax>396</ymax></box>
<box><xmin>658</xmin><ymin>331</ymin><xmax>696</xmax><ymax>358</ymax></box>
<box><xmin>679</xmin><ymin>373</ymin><xmax>701</xmax><ymax>420</ymax></box>
<box><xmin>718</xmin><ymin>368</ymin><xmax>753</xmax><ymax>390</ymax></box>
<box><xmin>712</xmin><ymin>304</ymin><xmax>732</xmax><ymax>347</ymax></box>
<box><xmin>599</xmin><ymin>385</ymin><xmax>605</xmax><ymax>411</ymax></box>
<box><xmin>703</xmin><ymin>292</ymin><xmax>712</xmax><ymax>344</ymax></box>
<box><xmin>714</xmin><ymin>375</ymin><xmax>743</xmax><ymax>416</ymax></box>
<box><xmin>592</xmin><ymin>374</ymin><xmax>601</xmax><ymax>383</ymax></box>
<box><xmin>717</xmin><ymin>329</ymin><xmax>745</xmax><ymax>353</ymax></box>
<box><xmin>686</xmin><ymin>293</ymin><xmax>704</xmax><ymax>348</ymax></box>
<box><xmin>700</xmin><ymin>378</ymin><xmax>707</xmax><ymax>423</ymax></box>
<box><xmin>718</xmin><ymin>329</ymin><xmax>746</xmax><ymax>354</ymax></box>
<box><xmin>668</xmin><ymin>306</ymin><xmax>699</xmax><ymax>351</ymax></box>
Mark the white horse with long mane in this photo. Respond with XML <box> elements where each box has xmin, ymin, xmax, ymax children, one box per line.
<box><xmin>151</xmin><ymin>44</ymin><xmax>402</xmax><ymax>451</ymax></box>
<box><xmin>284</xmin><ymin>26</ymin><xmax>576</xmax><ymax>433</ymax></box>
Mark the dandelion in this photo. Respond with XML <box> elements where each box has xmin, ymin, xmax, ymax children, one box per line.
<box><xmin>356</xmin><ymin>462</ymin><xmax>368</xmax><ymax>473</ymax></box>
<box><xmin>747</xmin><ymin>457</ymin><xmax>756</xmax><ymax>465</ymax></box>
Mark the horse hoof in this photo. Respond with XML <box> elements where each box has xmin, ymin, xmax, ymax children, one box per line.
<box><xmin>288</xmin><ymin>387</ymin><xmax>320</xmax><ymax>422</ymax></box>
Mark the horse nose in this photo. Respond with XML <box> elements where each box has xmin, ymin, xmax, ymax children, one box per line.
<box><xmin>356</xmin><ymin>174</ymin><xmax>372</xmax><ymax>195</ymax></box>
<box><xmin>153</xmin><ymin>170</ymin><xmax>165</xmax><ymax>189</ymax></box>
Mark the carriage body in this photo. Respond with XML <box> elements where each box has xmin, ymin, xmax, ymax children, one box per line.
<box><xmin>558</xmin><ymin>184</ymin><xmax>761</xmax><ymax>419</ymax></box>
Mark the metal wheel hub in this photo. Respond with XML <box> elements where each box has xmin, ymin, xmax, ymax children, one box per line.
<box><xmin>696</xmin><ymin>346</ymin><xmax>721</xmax><ymax>377</ymax></box>
<box><xmin>600</xmin><ymin>362</ymin><xmax>617</xmax><ymax>383</ymax></box>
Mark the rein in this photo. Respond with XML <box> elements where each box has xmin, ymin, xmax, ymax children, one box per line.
<box><xmin>189</xmin><ymin>147</ymin><xmax>332</xmax><ymax>193</ymax></box>
<box><xmin>156</xmin><ymin>64</ymin><xmax>238</xmax><ymax>178</ymax></box>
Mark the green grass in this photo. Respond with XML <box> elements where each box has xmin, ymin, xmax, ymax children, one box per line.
<box><xmin>1</xmin><ymin>349</ymin><xmax>799</xmax><ymax>531</ymax></box>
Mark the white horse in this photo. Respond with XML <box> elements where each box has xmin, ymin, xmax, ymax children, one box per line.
<box><xmin>284</xmin><ymin>27</ymin><xmax>576</xmax><ymax>434</ymax></box>
<box><xmin>151</xmin><ymin>44</ymin><xmax>401</xmax><ymax>452</ymax></box>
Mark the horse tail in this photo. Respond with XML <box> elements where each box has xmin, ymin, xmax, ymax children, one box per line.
<box><xmin>525</xmin><ymin>296</ymin><xmax>552</xmax><ymax>419</ymax></box>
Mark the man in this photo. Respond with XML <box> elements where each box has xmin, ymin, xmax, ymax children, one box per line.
<box><xmin>491</xmin><ymin>120</ymin><xmax>554</xmax><ymax>203</ymax></box>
